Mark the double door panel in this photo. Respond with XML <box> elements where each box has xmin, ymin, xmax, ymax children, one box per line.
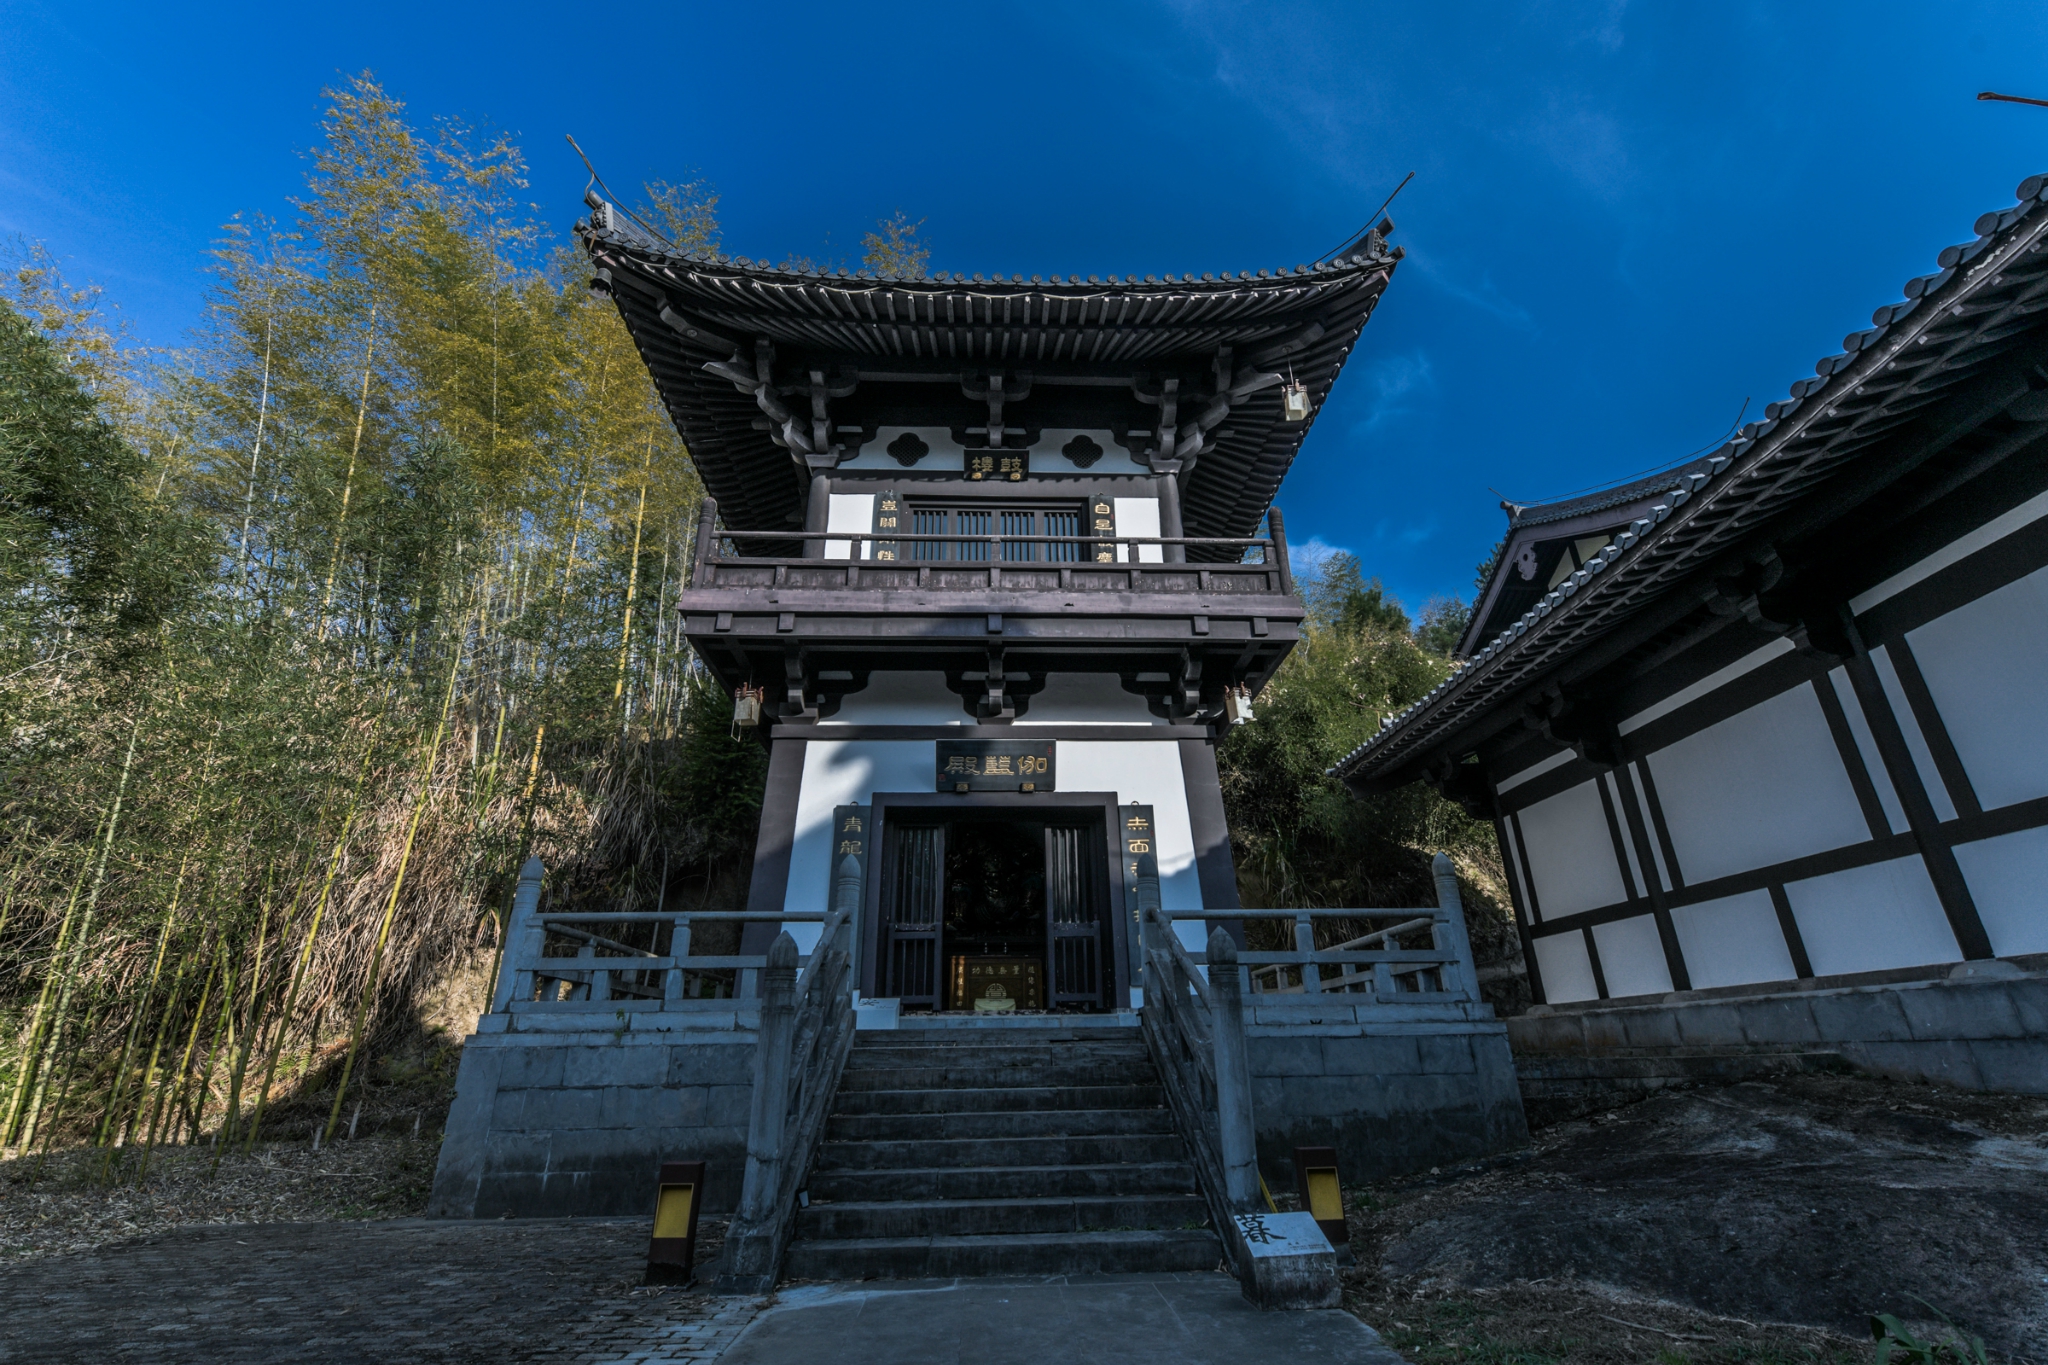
<box><xmin>908</xmin><ymin>505</ymin><xmax>1084</xmax><ymax>562</ymax></box>
<box><xmin>876</xmin><ymin>817</ymin><xmax>1110</xmax><ymax>1009</ymax></box>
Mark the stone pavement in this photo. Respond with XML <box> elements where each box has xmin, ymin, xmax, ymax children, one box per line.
<box><xmin>0</xmin><ymin>1217</ymin><xmax>760</xmax><ymax>1364</ymax></box>
<box><xmin>0</xmin><ymin>1220</ymin><xmax>1401</xmax><ymax>1364</ymax></box>
<box><xmin>723</xmin><ymin>1273</ymin><xmax>1406</xmax><ymax>1365</ymax></box>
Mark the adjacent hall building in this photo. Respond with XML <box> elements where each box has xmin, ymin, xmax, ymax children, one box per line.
<box><xmin>1336</xmin><ymin>174</ymin><xmax>2048</xmax><ymax>1094</ymax></box>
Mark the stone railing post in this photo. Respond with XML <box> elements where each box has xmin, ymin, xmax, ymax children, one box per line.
<box><xmin>491</xmin><ymin>856</ymin><xmax>545</xmax><ymax>1014</ymax></box>
<box><xmin>1432</xmin><ymin>852</ymin><xmax>1479</xmax><ymax>1001</ymax></box>
<box><xmin>1207</xmin><ymin>927</ymin><xmax>1259</xmax><ymax>1212</ymax></box>
<box><xmin>737</xmin><ymin>933</ymin><xmax>798</xmax><ymax>1226</ymax></box>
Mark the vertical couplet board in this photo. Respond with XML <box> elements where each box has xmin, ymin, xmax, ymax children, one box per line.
<box><xmin>1120</xmin><ymin>804</ymin><xmax>1160</xmax><ymax>990</ymax></box>
<box><xmin>831</xmin><ymin>806</ymin><xmax>870</xmax><ymax>980</ymax></box>
<box><xmin>1089</xmin><ymin>493</ymin><xmax>1117</xmax><ymax>563</ymax></box>
<box><xmin>870</xmin><ymin>490</ymin><xmax>901</xmax><ymax>561</ymax></box>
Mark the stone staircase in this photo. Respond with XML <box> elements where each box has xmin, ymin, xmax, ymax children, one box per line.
<box><xmin>783</xmin><ymin>1025</ymin><xmax>1222</xmax><ymax>1280</ymax></box>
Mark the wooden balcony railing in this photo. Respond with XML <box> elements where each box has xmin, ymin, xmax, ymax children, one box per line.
<box><xmin>686</xmin><ymin>498</ymin><xmax>1296</xmax><ymax>600</ymax></box>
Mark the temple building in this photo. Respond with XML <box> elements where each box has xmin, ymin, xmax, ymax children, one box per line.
<box><xmin>428</xmin><ymin>197</ymin><xmax>1531</xmax><ymax>1281</ymax></box>
<box><xmin>1338</xmin><ymin>175</ymin><xmax>2048</xmax><ymax>1094</ymax></box>
<box><xmin>585</xmin><ymin>202</ymin><xmax>1395</xmax><ymax>1005</ymax></box>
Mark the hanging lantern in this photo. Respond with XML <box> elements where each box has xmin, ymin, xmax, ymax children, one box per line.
<box><xmin>1224</xmin><ymin>687</ymin><xmax>1255</xmax><ymax>725</ymax></box>
<box><xmin>1281</xmin><ymin>381</ymin><xmax>1310</xmax><ymax>422</ymax></box>
<box><xmin>733</xmin><ymin>684</ymin><xmax>764</xmax><ymax>728</ymax></box>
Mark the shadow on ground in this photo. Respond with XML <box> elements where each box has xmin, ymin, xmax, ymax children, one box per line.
<box><xmin>1341</xmin><ymin>1072</ymin><xmax>2047</xmax><ymax>1362</ymax></box>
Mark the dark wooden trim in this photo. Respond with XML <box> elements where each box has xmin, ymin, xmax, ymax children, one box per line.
<box><xmin>1582</xmin><ymin>926</ymin><xmax>1609</xmax><ymax>1000</ymax></box>
<box><xmin>739</xmin><ymin>735</ymin><xmax>809</xmax><ymax>955</ymax></box>
<box><xmin>1768</xmin><ymin>883</ymin><xmax>1816</xmax><ymax>979</ymax></box>
<box><xmin>1811</xmin><ymin>672</ymin><xmax>1892</xmax><ymax>840</ymax></box>
<box><xmin>1594</xmin><ymin>772</ymin><xmax>1640</xmax><ymax>904</ymax></box>
<box><xmin>776</xmin><ymin>724</ymin><xmax>1212</xmax><ymax>741</ymax></box>
<box><xmin>1611</xmin><ymin>765</ymin><xmax>1691</xmax><ymax>991</ymax></box>
<box><xmin>1506</xmin><ymin>810</ymin><xmax>1547</xmax><ymax>925</ymax></box>
<box><xmin>1886</xmin><ymin>636</ymin><xmax>1983</xmax><ymax>819</ymax></box>
<box><xmin>1632</xmin><ymin>759</ymin><xmax>1685</xmax><ymax>893</ymax></box>
<box><xmin>1841</xmin><ymin>642</ymin><xmax>1994</xmax><ymax>959</ymax></box>
<box><xmin>1852</xmin><ymin>477</ymin><xmax>2048</xmax><ymax>643</ymax></box>
<box><xmin>1494</xmin><ymin>807</ymin><xmax>1545</xmax><ymax>1004</ymax></box>
<box><xmin>1527</xmin><ymin>783</ymin><xmax>2048</xmax><ymax>944</ymax></box>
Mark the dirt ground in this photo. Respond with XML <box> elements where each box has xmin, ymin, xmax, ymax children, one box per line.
<box><xmin>1335</xmin><ymin>1072</ymin><xmax>2048</xmax><ymax>1364</ymax></box>
<box><xmin>0</xmin><ymin>1135</ymin><xmax>441</xmax><ymax>1262</ymax></box>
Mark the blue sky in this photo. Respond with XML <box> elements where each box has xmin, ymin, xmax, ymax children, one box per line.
<box><xmin>6</xmin><ymin>2</ymin><xmax>2048</xmax><ymax>609</ymax></box>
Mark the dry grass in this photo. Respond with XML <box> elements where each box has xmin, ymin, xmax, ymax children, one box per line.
<box><xmin>0</xmin><ymin>1134</ymin><xmax>438</xmax><ymax>1263</ymax></box>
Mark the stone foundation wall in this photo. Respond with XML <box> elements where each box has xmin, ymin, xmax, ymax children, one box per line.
<box><xmin>1508</xmin><ymin>959</ymin><xmax>2048</xmax><ymax>1102</ymax></box>
<box><xmin>1247</xmin><ymin>1013</ymin><xmax>1529</xmax><ymax>1185</ymax></box>
<box><xmin>428</xmin><ymin>1029</ymin><xmax>757</xmax><ymax>1220</ymax></box>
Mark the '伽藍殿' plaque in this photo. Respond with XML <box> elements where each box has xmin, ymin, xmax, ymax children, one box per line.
<box><xmin>936</xmin><ymin>740</ymin><xmax>1055</xmax><ymax>792</ymax></box>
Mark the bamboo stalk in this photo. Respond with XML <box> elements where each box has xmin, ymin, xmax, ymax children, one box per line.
<box><xmin>319</xmin><ymin>305</ymin><xmax>378</xmax><ymax>641</ymax></box>
<box><xmin>325</xmin><ymin>606</ymin><xmax>473</xmax><ymax>1142</ymax></box>
<box><xmin>216</xmin><ymin>859</ymin><xmax>280</xmax><ymax>1156</ymax></box>
<box><xmin>93</xmin><ymin>856</ymin><xmax>190</xmax><ymax>1151</ymax></box>
<box><xmin>613</xmin><ymin>431</ymin><xmax>654</xmax><ymax>706</ymax></box>
<box><xmin>236</xmin><ymin>307</ymin><xmax>276</xmax><ymax>595</ymax></box>
<box><xmin>245</xmin><ymin>735</ymin><xmax>379</xmax><ymax>1148</ymax></box>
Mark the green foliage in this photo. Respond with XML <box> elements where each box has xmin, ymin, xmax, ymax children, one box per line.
<box><xmin>862</xmin><ymin>211</ymin><xmax>931</xmax><ymax>279</ymax></box>
<box><xmin>0</xmin><ymin>72</ymin><xmax>807</xmax><ymax>1157</ymax></box>
<box><xmin>1871</xmin><ymin>1304</ymin><xmax>1991</xmax><ymax>1365</ymax></box>
<box><xmin>1414</xmin><ymin>595</ymin><xmax>1472</xmax><ymax>656</ymax></box>
<box><xmin>1220</xmin><ymin>554</ymin><xmax>1495</xmax><ymax>914</ymax></box>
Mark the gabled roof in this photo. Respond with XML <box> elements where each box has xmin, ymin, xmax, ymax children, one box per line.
<box><xmin>578</xmin><ymin>208</ymin><xmax>1400</xmax><ymax>551</ymax></box>
<box><xmin>1456</xmin><ymin>452</ymin><xmax>1724</xmax><ymax>656</ymax></box>
<box><xmin>1337</xmin><ymin>171</ymin><xmax>2048</xmax><ymax>786</ymax></box>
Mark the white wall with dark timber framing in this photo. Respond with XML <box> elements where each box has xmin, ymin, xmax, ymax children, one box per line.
<box><xmin>1493</xmin><ymin>492</ymin><xmax>2048</xmax><ymax>1005</ymax></box>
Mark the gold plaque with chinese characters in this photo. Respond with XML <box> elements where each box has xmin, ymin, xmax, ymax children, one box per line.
<box><xmin>935</xmin><ymin>740</ymin><xmax>1056</xmax><ymax>792</ymax></box>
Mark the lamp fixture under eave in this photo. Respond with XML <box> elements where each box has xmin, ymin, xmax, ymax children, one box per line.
<box><xmin>1281</xmin><ymin>381</ymin><xmax>1310</xmax><ymax>422</ymax></box>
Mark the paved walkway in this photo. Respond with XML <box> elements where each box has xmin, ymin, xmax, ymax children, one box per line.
<box><xmin>0</xmin><ymin>1218</ymin><xmax>756</xmax><ymax>1364</ymax></box>
<box><xmin>725</xmin><ymin>1274</ymin><xmax>1404</xmax><ymax>1365</ymax></box>
<box><xmin>0</xmin><ymin>1222</ymin><xmax>1398</xmax><ymax>1364</ymax></box>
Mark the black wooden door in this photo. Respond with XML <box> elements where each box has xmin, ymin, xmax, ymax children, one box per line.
<box><xmin>881</xmin><ymin>823</ymin><xmax>945</xmax><ymax>1008</ymax></box>
<box><xmin>1045</xmin><ymin>822</ymin><xmax>1107</xmax><ymax>1008</ymax></box>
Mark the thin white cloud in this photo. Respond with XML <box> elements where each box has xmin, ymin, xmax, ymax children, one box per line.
<box><xmin>1351</xmin><ymin>350</ymin><xmax>1437</xmax><ymax>434</ymax></box>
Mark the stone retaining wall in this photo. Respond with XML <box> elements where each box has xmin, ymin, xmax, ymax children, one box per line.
<box><xmin>1246</xmin><ymin>1010</ymin><xmax>1529</xmax><ymax>1184</ymax></box>
<box><xmin>1507</xmin><ymin>959</ymin><xmax>2048</xmax><ymax>1098</ymax></box>
<box><xmin>428</xmin><ymin>1029</ymin><xmax>758</xmax><ymax>1219</ymax></box>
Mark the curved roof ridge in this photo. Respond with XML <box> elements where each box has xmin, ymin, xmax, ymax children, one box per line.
<box><xmin>1331</xmin><ymin>169</ymin><xmax>2048</xmax><ymax>784</ymax></box>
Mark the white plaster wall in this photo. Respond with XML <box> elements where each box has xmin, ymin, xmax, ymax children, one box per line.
<box><xmin>824</xmin><ymin>493</ymin><xmax>875</xmax><ymax>560</ymax></box>
<box><xmin>1035</xmin><ymin>429</ymin><xmax>1149</xmax><ymax>476</ymax></box>
<box><xmin>1590</xmin><ymin>914</ymin><xmax>1672</xmax><ymax>998</ymax></box>
<box><xmin>1828</xmin><ymin>668</ymin><xmax>1906</xmax><ymax>834</ymax></box>
<box><xmin>783</xmin><ymin>740</ymin><xmax>935</xmax><ymax>949</ymax></box>
<box><xmin>819</xmin><ymin>672</ymin><xmax>968</xmax><ymax>726</ymax></box>
<box><xmin>1113</xmin><ymin>497</ymin><xmax>1163</xmax><ymax>563</ymax></box>
<box><xmin>1952</xmin><ymin>824</ymin><xmax>2048</xmax><ymax>956</ymax></box>
<box><xmin>1533</xmin><ymin>931</ymin><xmax>1599</xmax><ymax>1004</ymax></box>
<box><xmin>1057</xmin><ymin>740</ymin><xmax>1208</xmax><ymax>949</ymax></box>
<box><xmin>1643</xmin><ymin>684</ymin><xmax>1869</xmax><ymax>885</ymax></box>
<box><xmin>1784</xmin><ymin>855</ymin><xmax>1959</xmax><ymax>976</ymax></box>
<box><xmin>1670</xmin><ymin>890</ymin><xmax>1797</xmax><ymax>989</ymax></box>
<box><xmin>836</xmin><ymin>427</ymin><xmax>965</xmax><ymax>473</ymax></box>
<box><xmin>1515</xmin><ymin>779</ymin><xmax>1627</xmax><ymax>919</ymax></box>
<box><xmin>1906</xmin><ymin>562</ymin><xmax>2048</xmax><ymax>812</ymax></box>
<box><xmin>1871</xmin><ymin>646</ymin><xmax>1957</xmax><ymax>822</ymax></box>
<box><xmin>1016</xmin><ymin>673</ymin><xmax>1162</xmax><ymax>725</ymax></box>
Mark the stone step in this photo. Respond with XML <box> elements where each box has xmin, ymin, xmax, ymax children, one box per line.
<box><xmin>795</xmin><ymin>1193</ymin><xmax>1209</xmax><ymax>1241</ymax></box>
<box><xmin>824</xmin><ymin>1106</ymin><xmax>1175</xmax><ymax>1143</ymax></box>
<box><xmin>781</xmin><ymin>1228</ymin><xmax>1222</xmax><ymax>1281</ymax></box>
<box><xmin>813</xmin><ymin>1131</ymin><xmax>1185</xmax><ymax>1172</ymax></box>
<box><xmin>806</xmin><ymin>1161</ymin><xmax>1197</xmax><ymax>1204</ymax></box>
<box><xmin>843</xmin><ymin>1045</ymin><xmax>1149</xmax><ymax>1069</ymax></box>
<box><xmin>831</xmin><ymin>1083</ymin><xmax>1166</xmax><ymax>1116</ymax></box>
<box><xmin>837</xmin><ymin>1060</ymin><xmax>1156</xmax><ymax>1092</ymax></box>
<box><xmin>852</xmin><ymin>1025</ymin><xmax>1139</xmax><ymax>1046</ymax></box>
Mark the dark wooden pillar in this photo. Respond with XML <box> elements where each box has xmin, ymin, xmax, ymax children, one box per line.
<box><xmin>739</xmin><ymin>734</ymin><xmax>808</xmax><ymax>954</ymax></box>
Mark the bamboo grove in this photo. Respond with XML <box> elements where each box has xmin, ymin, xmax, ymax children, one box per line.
<box><xmin>0</xmin><ymin>74</ymin><xmax>807</xmax><ymax>1162</ymax></box>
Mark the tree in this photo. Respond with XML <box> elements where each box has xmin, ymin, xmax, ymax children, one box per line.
<box><xmin>862</xmin><ymin>212</ymin><xmax>931</xmax><ymax>279</ymax></box>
